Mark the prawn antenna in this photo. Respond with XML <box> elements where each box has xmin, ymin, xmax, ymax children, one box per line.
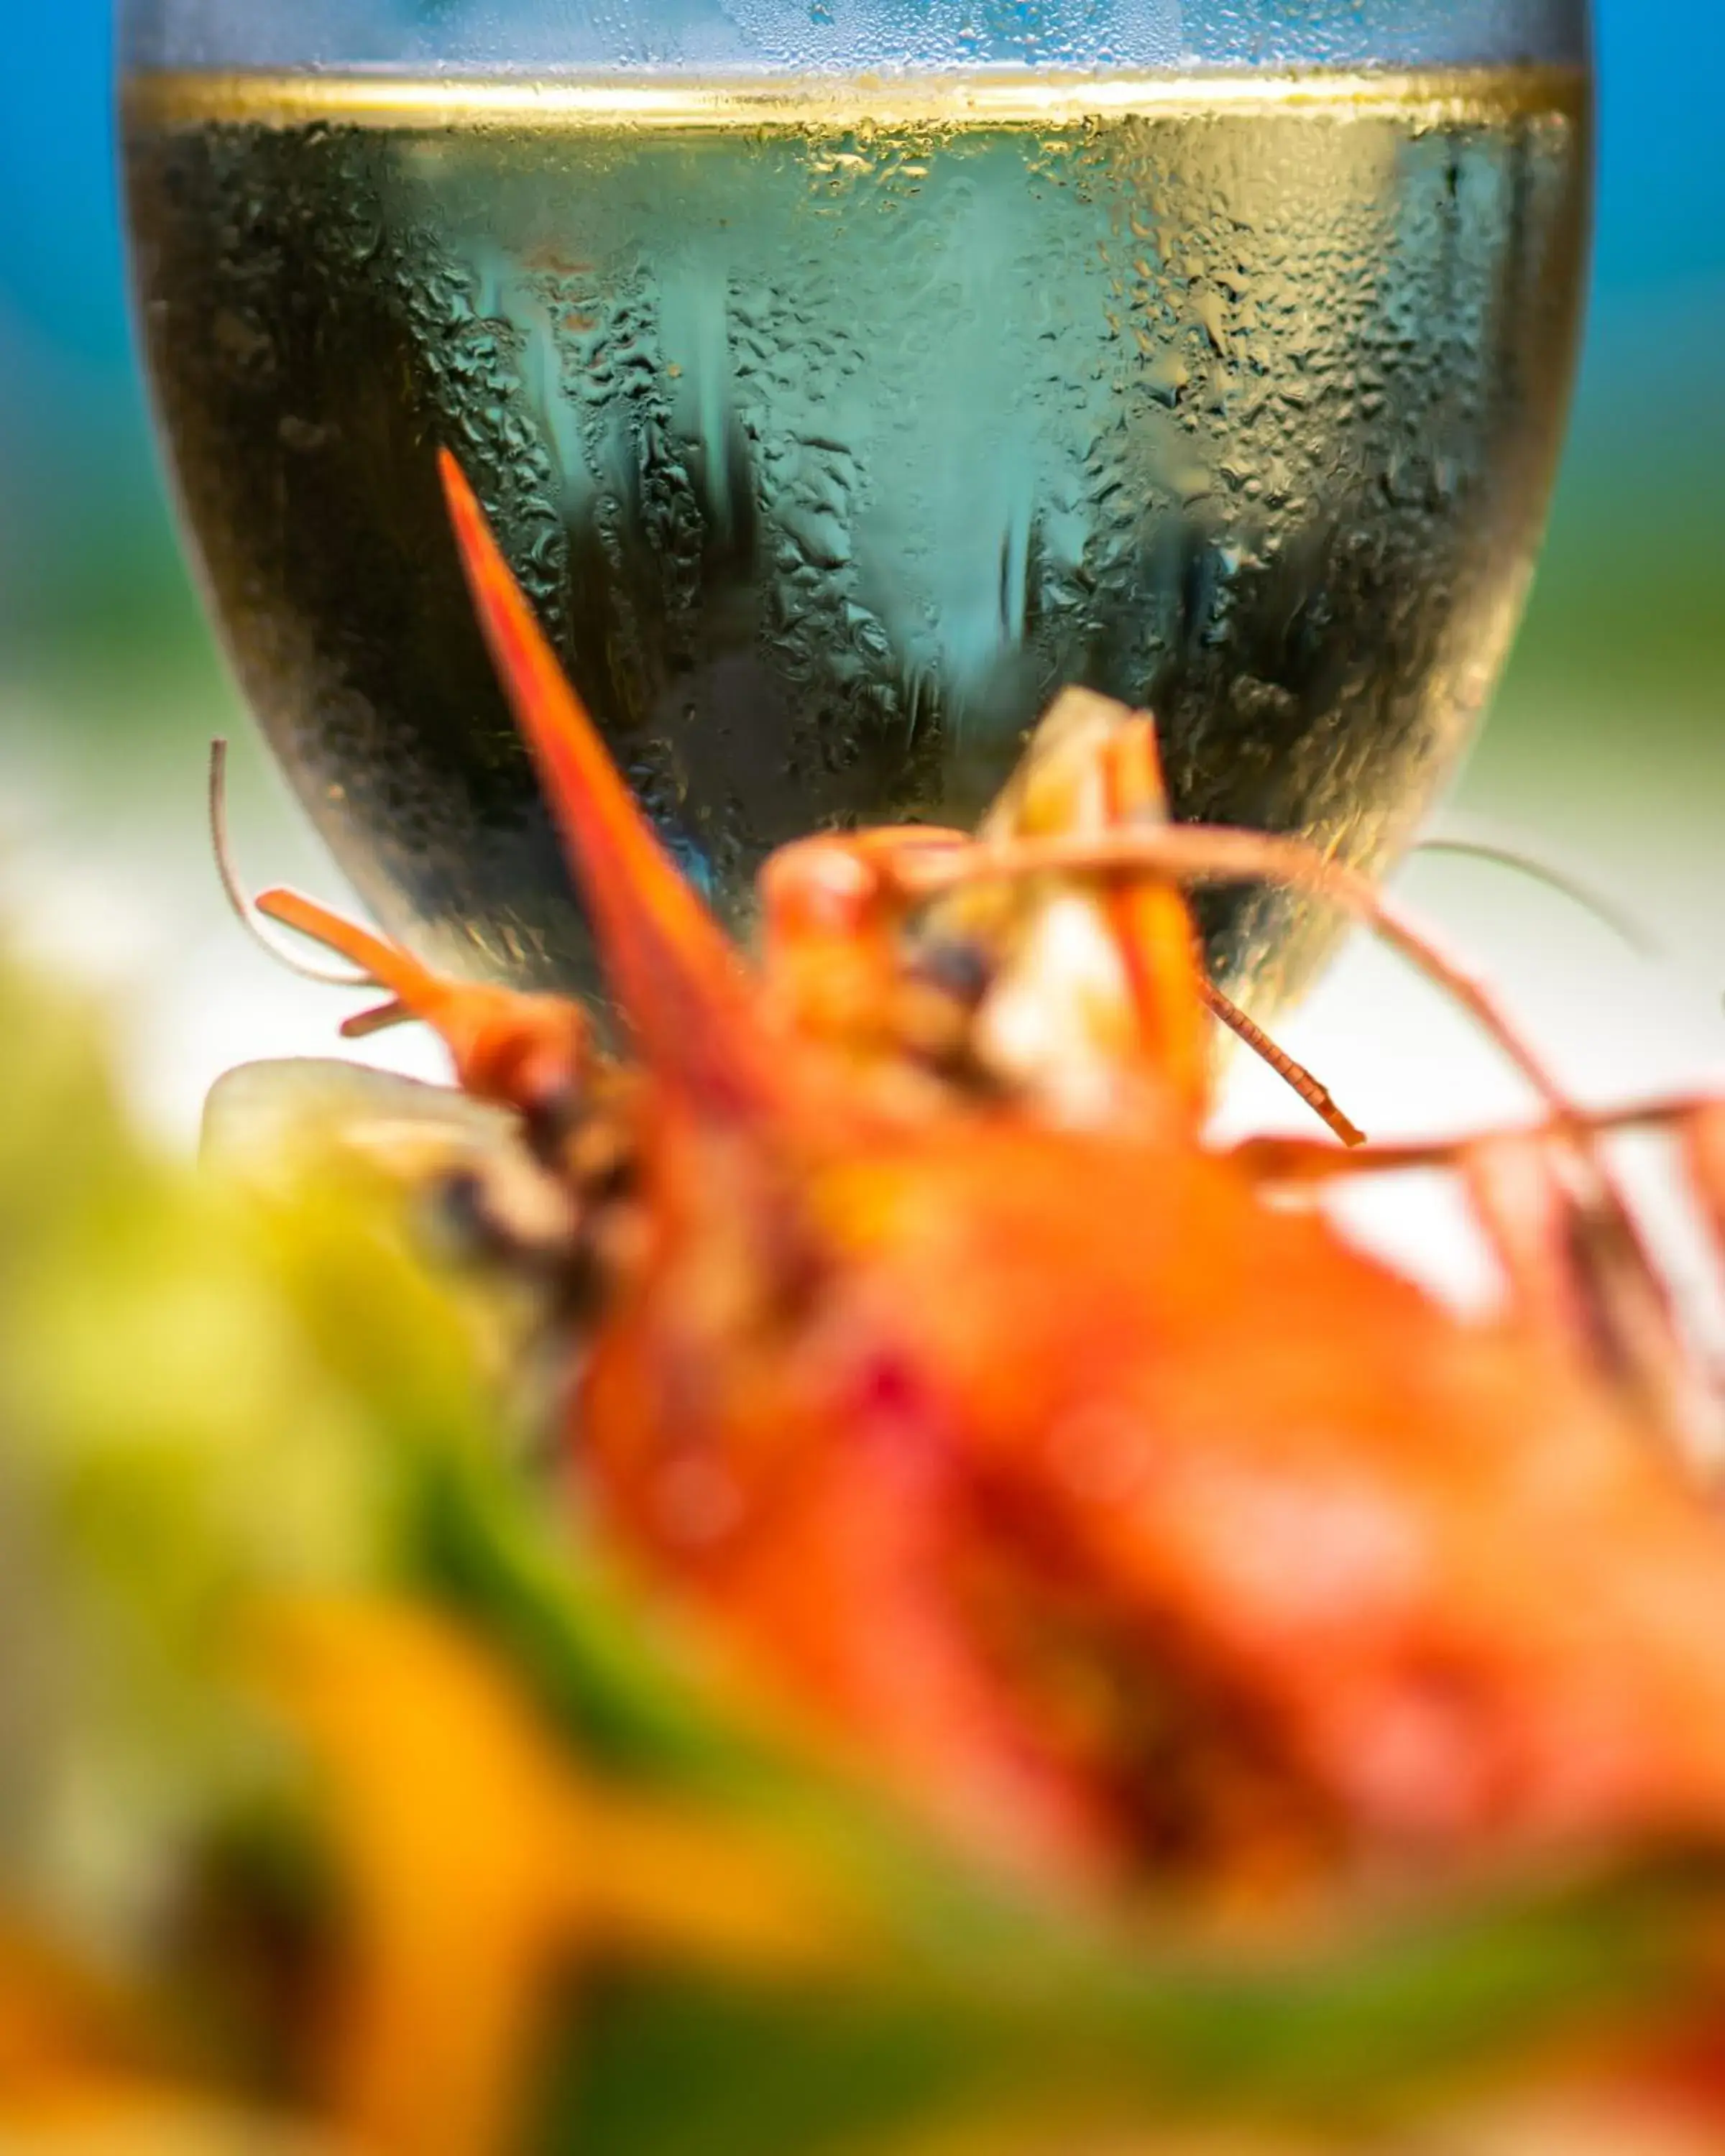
<box><xmin>1415</xmin><ymin>821</ymin><xmax>1657</xmax><ymax>959</ymax></box>
<box><xmin>1200</xmin><ymin>980</ymin><xmax>1366</xmax><ymax>1147</ymax></box>
<box><xmin>208</xmin><ymin>739</ymin><xmax>372</xmax><ymax>990</ymax></box>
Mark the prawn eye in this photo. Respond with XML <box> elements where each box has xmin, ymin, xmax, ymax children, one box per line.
<box><xmin>521</xmin><ymin>1082</ymin><xmax>583</xmax><ymax>1161</ymax></box>
<box><xmin>906</xmin><ymin>937</ymin><xmax>993</xmax><ymax>1010</ymax></box>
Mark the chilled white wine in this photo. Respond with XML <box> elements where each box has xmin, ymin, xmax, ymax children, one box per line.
<box><xmin>124</xmin><ymin>68</ymin><xmax>1588</xmax><ymax>999</ymax></box>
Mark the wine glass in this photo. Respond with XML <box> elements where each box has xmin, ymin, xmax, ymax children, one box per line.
<box><xmin>119</xmin><ymin>0</ymin><xmax>1591</xmax><ymax>1010</ymax></box>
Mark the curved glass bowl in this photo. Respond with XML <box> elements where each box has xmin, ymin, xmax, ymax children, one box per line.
<box><xmin>121</xmin><ymin>0</ymin><xmax>1592</xmax><ymax>1006</ymax></box>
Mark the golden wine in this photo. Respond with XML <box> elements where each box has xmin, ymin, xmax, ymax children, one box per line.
<box><xmin>124</xmin><ymin>69</ymin><xmax>1588</xmax><ymax>998</ymax></box>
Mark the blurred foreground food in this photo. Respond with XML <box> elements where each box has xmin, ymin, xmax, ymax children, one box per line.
<box><xmin>6</xmin><ymin>934</ymin><xmax>1725</xmax><ymax>2156</ymax></box>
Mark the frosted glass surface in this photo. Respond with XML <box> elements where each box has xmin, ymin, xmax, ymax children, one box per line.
<box><xmin>125</xmin><ymin>0</ymin><xmax>1588</xmax><ymax>75</ymax></box>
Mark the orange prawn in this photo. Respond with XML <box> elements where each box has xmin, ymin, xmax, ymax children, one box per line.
<box><xmin>249</xmin><ymin>450</ymin><xmax>1725</xmax><ymax>1904</ymax></box>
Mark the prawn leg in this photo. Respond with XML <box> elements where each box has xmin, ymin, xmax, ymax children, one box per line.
<box><xmin>1460</xmin><ymin>1129</ymin><xmax>1718</xmax><ymax>1468</ymax></box>
<box><xmin>254</xmin><ymin>888</ymin><xmax>592</xmax><ymax>1142</ymax></box>
<box><xmin>1685</xmin><ymin>1100</ymin><xmax>1725</xmax><ymax>1266</ymax></box>
<box><xmin>1230</xmin><ymin>1098</ymin><xmax>1721</xmax><ymax>1467</ymax></box>
<box><xmin>1225</xmin><ymin>1096</ymin><xmax>1725</xmax><ymax>1186</ymax></box>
